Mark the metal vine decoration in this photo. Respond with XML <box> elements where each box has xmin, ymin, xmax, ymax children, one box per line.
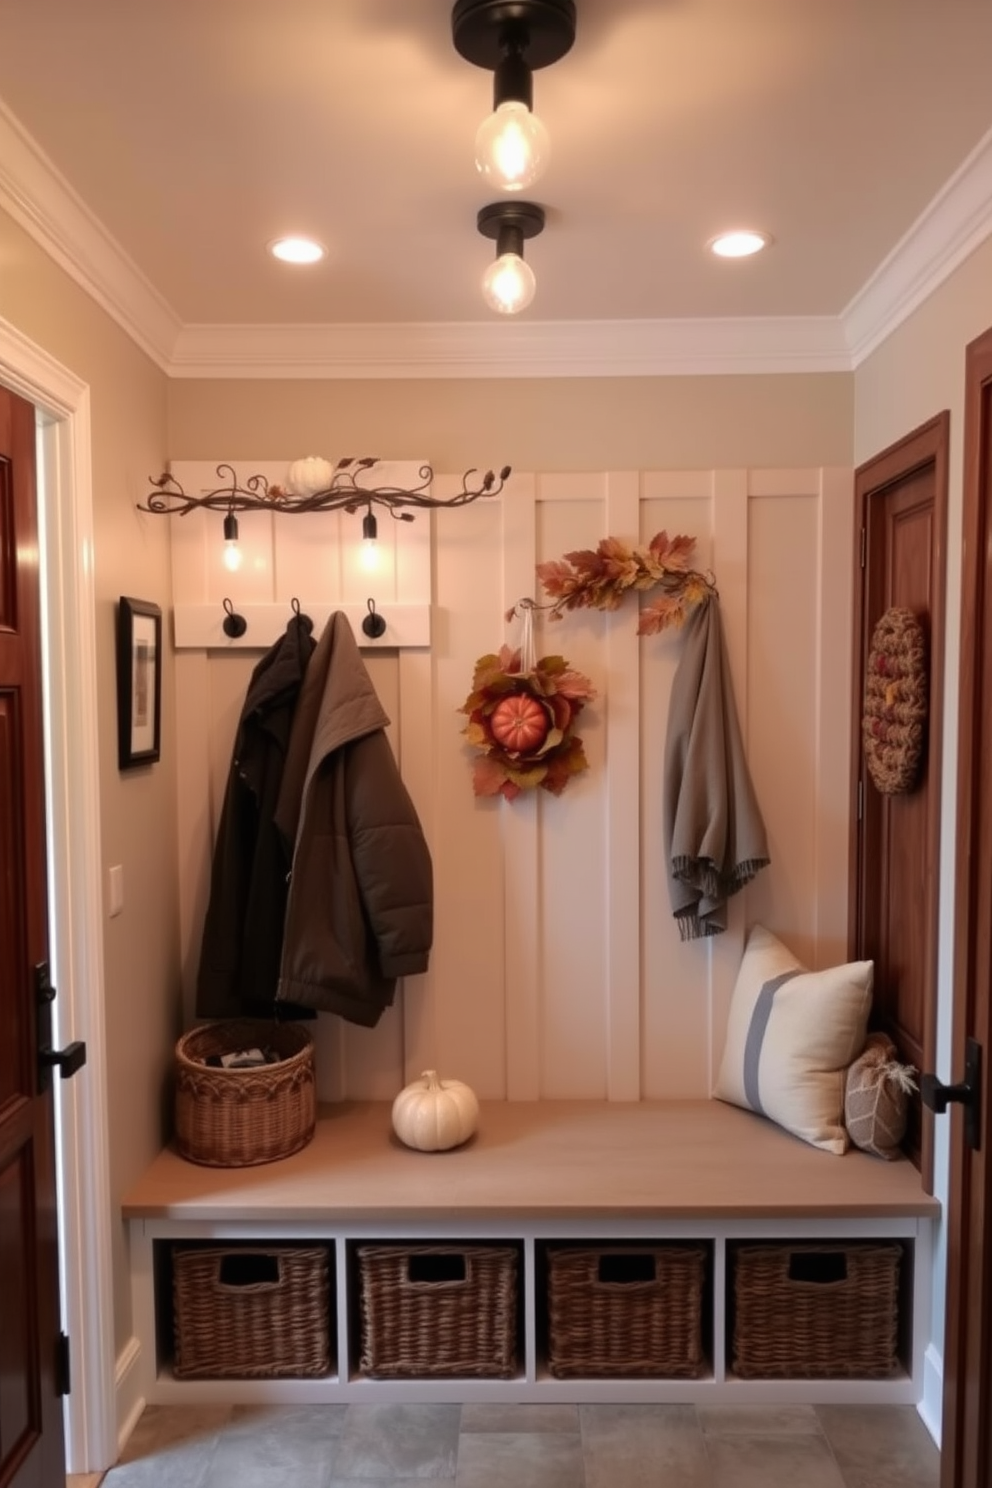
<box><xmin>137</xmin><ymin>458</ymin><xmax>512</xmax><ymax>522</ymax></box>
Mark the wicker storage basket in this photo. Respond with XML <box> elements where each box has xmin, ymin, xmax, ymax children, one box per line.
<box><xmin>172</xmin><ymin>1244</ymin><xmax>331</xmax><ymax>1379</ymax></box>
<box><xmin>731</xmin><ymin>1241</ymin><xmax>902</xmax><ymax>1379</ymax></box>
<box><xmin>174</xmin><ymin>1019</ymin><xmax>316</xmax><ymax>1167</ymax></box>
<box><xmin>357</xmin><ymin>1243</ymin><xmax>519</xmax><ymax>1378</ymax></box>
<box><xmin>546</xmin><ymin>1244</ymin><xmax>707</xmax><ymax>1378</ymax></box>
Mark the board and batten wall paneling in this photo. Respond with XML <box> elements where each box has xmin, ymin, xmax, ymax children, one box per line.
<box><xmin>603</xmin><ymin>472</ymin><xmax>643</xmax><ymax>1102</ymax></box>
<box><xmin>535</xmin><ymin>476</ymin><xmax>610</xmax><ymax>1100</ymax></box>
<box><xmin>395</xmin><ymin>636</ymin><xmax>436</xmax><ymax>1088</ymax></box>
<box><xmin>813</xmin><ymin>468</ymin><xmax>856</xmax><ymax>967</ymax></box>
<box><xmin>746</xmin><ymin>479</ymin><xmax>820</xmax><ymax>961</ymax></box>
<box><xmin>172</xmin><ymin>463</ymin><xmax>853</xmax><ymax>1104</ymax></box>
<box><xmin>426</xmin><ymin>483</ymin><xmax>508</xmax><ymax>1098</ymax></box>
<box><xmin>707</xmin><ymin>469</ymin><xmax>754</xmax><ymax>1088</ymax></box>
<box><xmin>639</xmin><ymin>470</ymin><xmax>717</xmax><ymax>1099</ymax></box>
<box><xmin>744</xmin><ymin>469</ymin><xmax>854</xmax><ymax>974</ymax></box>
<box><xmin>500</xmin><ymin>472</ymin><xmax>542</xmax><ymax>1099</ymax></box>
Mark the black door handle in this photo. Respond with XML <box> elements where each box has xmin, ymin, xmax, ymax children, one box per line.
<box><xmin>33</xmin><ymin>961</ymin><xmax>87</xmax><ymax>1092</ymax></box>
<box><xmin>39</xmin><ymin>1040</ymin><xmax>87</xmax><ymax>1080</ymax></box>
<box><xmin>920</xmin><ymin>1074</ymin><xmax>971</xmax><ymax>1112</ymax></box>
<box><xmin>921</xmin><ymin>1037</ymin><xmax>982</xmax><ymax>1151</ymax></box>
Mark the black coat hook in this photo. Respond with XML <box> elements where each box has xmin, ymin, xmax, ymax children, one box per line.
<box><xmin>222</xmin><ymin>597</ymin><xmax>247</xmax><ymax>639</ymax></box>
<box><xmin>361</xmin><ymin>597</ymin><xmax>387</xmax><ymax>639</ymax></box>
<box><xmin>286</xmin><ymin>595</ymin><xmax>314</xmax><ymax>633</ymax></box>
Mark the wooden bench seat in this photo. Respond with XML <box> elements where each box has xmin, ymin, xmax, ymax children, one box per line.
<box><xmin>123</xmin><ymin>1097</ymin><xmax>939</xmax><ymax>1223</ymax></box>
<box><xmin>123</xmin><ymin>1099</ymin><xmax>939</xmax><ymax>1411</ymax></box>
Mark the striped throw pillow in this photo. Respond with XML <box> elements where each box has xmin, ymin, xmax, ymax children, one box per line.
<box><xmin>714</xmin><ymin>925</ymin><xmax>873</xmax><ymax>1155</ymax></box>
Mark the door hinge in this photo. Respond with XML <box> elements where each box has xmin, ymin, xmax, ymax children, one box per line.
<box><xmin>56</xmin><ymin>1332</ymin><xmax>70</xmax><ymax>1397</ymax></box>
<box><xmin>860</xmin><ymin>526</ymin><xmax>866</xmax><ymax>568</ymax></box>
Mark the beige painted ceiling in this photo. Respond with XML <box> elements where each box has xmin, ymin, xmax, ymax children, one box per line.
<box><xmin>0</xmin><ymin>0</ymin><xmax>991</xmax><ymax>331</ymax></box>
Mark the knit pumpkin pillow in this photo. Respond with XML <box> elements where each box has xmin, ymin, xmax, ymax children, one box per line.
<box><xmin>845</xmin><ymin>1032</ymin><xmax>917</xmax><ymax>1160</ymax></box>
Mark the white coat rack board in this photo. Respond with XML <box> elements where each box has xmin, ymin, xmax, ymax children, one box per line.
<box><xmin>163</xmin><ymin>460</ymin><xmax>433</xmax><ymax>649</ymax></box>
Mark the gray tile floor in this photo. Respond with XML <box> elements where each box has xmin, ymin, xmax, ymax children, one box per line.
<box><xmin>97</xmin><ymin>1401</ymin><xmax>940</xmax><ymax>1488</ymax></box>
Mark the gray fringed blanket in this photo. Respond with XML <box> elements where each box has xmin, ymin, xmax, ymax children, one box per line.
<box><xmin>663</xmin><ymin>595</ymin><xmax>770</xmax><ymax>939</ymax></box>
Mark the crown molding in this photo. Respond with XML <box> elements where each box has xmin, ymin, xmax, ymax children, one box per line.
<box><xmin>0</xmin><ymin>99</ymin><xmax>180</xmax><ymax>370</ymax></box>
<box><xmin>1</xmin><ymin>86</ymin><xmax>991</xmax><ymax>379</ymax></box>
<box><xmin>168</xmin><ymin>315</ymin><xmax>852</xmax><ymax>379</ymax></box>
<box><xmin>843</xmin><ymin>122</ymin><xmax>992</xmax><ymax>366</ymax></box>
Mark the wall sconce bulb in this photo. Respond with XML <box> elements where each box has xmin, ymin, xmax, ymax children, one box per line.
<box><xmin>360</xmin><ymin>508</ymin><xmax>380</xmax><ymax>571</ymax></box>
<box><xmin>222</xmin><ymin>511</ymin><xmax>242</xmax><ymax>571</ymax></box>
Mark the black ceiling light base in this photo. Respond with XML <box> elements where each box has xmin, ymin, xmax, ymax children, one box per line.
<box><xmin>478</xmin><ymin>201</ymin><xmax>546</xmax><ymax>258</ymax></box>
<box><xmin>452</xmin><ymin>0</ymin><xmax>576</xmax><ymax>72</ymax></box>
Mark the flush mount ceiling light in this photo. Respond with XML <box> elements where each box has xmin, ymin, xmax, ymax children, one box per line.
<box><xmin>452</xmin><ymin>0</ymin><xmax>576</xmax><ymax>192</ymax></box>
<box><xmin>708</xmin><ymin>229</ymin><xmax>772</xmax><ymax>259</ymax></box>
<box><xmin>268</xmin><ymin>236</ymin><xmax>326</xmax><ymax>264</ymax></box>
<box><xmin>478</xmin><ymin>200</ymin><xmax>545</xmax><ymax>314</ymax></box>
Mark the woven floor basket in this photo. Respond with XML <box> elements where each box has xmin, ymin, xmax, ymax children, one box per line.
<box><xmin>546</xmin><ymin>1244</ymin><xmax>707</xmax><ymax>1378</ymax></box>
<box><xmin>174</xmin><ymin>1019</ymin><xmax>316</xmax><ymax>1167</ymax></box>
<box><xmin>172</xmin><ymin>1245</ymin><xmax>331</xmax><ymax>1379</ymax></box>
<box><xmin>357</xmin><ymin>1243</ymin><xmax>518</xmax><ymax>1378</ymax></box>
<box><xmin>732</xmin><ymin>1241</ymin><xmax>902</xmax><ymax>1378</ymax></box>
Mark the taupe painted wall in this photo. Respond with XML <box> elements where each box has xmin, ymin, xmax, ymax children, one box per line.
<box><xmin>0</xmin><ymin>207</ymin><xmax>175</xmax><ymax>1356</ymax></box>
<box><xmin>167</xmin><ymin>372</ymin><xmax>853</xmax><ymax>472</ymax></box>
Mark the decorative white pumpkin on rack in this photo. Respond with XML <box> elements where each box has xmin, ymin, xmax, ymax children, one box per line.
<box><xmin>284</xmin><ymin>456</ymin><xmax>335</xmax><ymax>498</ymax></box>
<box><xmin>391</xmin><ymin>1070</ymin><xmax>479</xmax><ymax>1152</ymax></box>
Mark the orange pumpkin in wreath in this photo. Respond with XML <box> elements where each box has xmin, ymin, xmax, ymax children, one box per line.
<box><xmin>489</xmin><ymin>693</ymin><xmax>550</xmax><ymax>754</ymax></box>
<box><xmin>459</xmin><ymin>646</ymin><xmax>596</xmax><ymax>800</ymax></box>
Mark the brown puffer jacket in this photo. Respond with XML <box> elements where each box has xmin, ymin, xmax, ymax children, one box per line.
<box><xmin>274</xmin><ymin>611</ymin><xmax>433</xmax><ymax>1026</ymax></box>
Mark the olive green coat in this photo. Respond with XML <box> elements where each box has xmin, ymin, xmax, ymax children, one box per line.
<box><xmin>275</xmin><ymin>612</ymin><xmax>433</xmax><ymax>1026</ymax></box>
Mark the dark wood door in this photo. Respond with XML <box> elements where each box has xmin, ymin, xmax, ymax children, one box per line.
<box><xmin>0</xmin><ymin>385</ymin><xmax>66</xmax><ymax>1488</ymax></box>
<box><xmin>942</xmin><ymin>325</ymin><xmax>992</xmax><ymax>1488</ymax></box>
<box><xmin>849</xmin><ymin>414</ymin><xmax>948</xmax><ymax>1186</ymax></box>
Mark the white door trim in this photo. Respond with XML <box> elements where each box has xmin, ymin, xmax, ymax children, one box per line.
<box><xmin>0</xmin><ymin>312</ymin><xmax>116</xmax><ymax>1472</ymax></box>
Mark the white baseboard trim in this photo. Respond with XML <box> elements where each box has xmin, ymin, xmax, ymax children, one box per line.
<box><xmin>115</xmin><ymin>1336</ymin><xmax>146</xmax><ymax>1462</ymax></box>
<box><xmin>918</xmin><ymin>1342</ymin><xmax>943</xmax><ymax>1448</ymax></box>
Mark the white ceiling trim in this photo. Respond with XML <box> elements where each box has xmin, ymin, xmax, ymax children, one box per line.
<box><xmin>167</xmin><ymin>315</ymin><xmax>852</xmax><ymax>379</ymax></box>
<box><xmin>844</xmin><ymin>122</ymin><xmax>992</xmax><ymax>367</ymax></box>
<box><xmin>0</xmin><ymin>92</ymin><xmax>990</xmax><ymax>379</ymax></box>
<box><xmin>0</xmin><ymin>99</ymin><xmax>179</xmax><ymax>370</ymax></box>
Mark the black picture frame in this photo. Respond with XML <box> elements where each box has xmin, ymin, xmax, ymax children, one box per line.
<box><xmin>116</xmin><ymin>596</ymin><xmax>162</xmax><ymax>769</ymax></box>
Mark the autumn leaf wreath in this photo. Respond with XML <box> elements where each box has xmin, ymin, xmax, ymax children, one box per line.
<box><xmin>459</xmin><ymin>647</ymin><xmax>596</xmax><ymax>801</ymax></box>
<box><xmin>459</xmin><ymin>531</ymin><xmax>714</xmax><ymax>801</ymax></box>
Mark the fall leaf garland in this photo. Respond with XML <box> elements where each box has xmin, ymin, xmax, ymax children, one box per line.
<box><xmin>533</xmin><ymin>530</ymin><xmax>716</xmax><ymax>634</ymax></box>
<box><xmin>459</xmin><ymin>646</ymin><xmax>596</xmax><ymax>801</ymax></box>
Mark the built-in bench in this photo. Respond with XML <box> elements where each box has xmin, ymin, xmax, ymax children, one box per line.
<box><xmin>123</xmin><ymin>1099</ymin><xmax>939</xmax><ymax>1407</ymax></box>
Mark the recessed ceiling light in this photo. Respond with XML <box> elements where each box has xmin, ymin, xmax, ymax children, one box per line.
<box><xmin>268</xmin><ymin>236</ymin><xmax>326</xmax><ymax>265</ymax></box>
<box><xmin>708</xmin><ymin>230</ymin><xmax>772</xmax><ymax>259</ymax></box>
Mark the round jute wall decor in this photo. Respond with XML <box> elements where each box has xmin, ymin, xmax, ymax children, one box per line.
<box><xmin>862</xmin><ymin>606</ymin><xmax>928</xmax><ymax>795</ymax></box>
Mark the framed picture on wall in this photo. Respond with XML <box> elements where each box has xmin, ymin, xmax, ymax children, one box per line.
<box><xmin>116</xmin><ymin>596</ymin><xmax>162</xmax><ymax>769</ymax></box>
